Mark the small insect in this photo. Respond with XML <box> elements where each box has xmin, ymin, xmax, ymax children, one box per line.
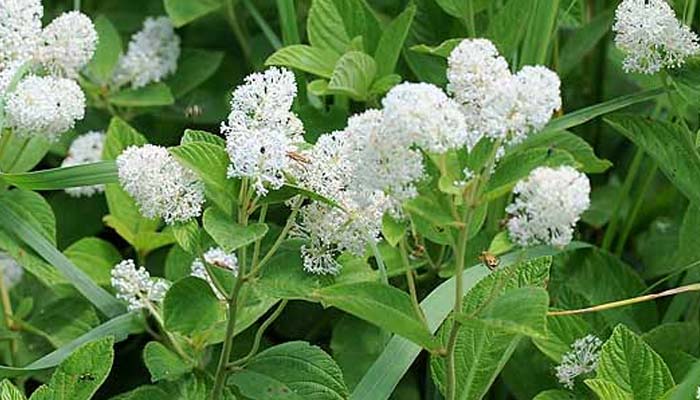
<box><xmin>79</xmin><ymin>372</ymin><xmax>96</xmax><ymax>381</ymax></box>
<box><xmin>287</xmin><ymin>151</ymin><xmax>311</xmax><ymax>164</ymax></box>
<box><xmin>411</xmin><ymin>244</ymin><xmax>425</xmax><ymax>258</ymax></box>
<box><xmin>184</xmin><ymin>104</ymin><xmax>203</xmax><ymax>119</ymax></box>
<box><xmin>478</xmin><ymin>251</ymin><xmax>500</xmax><ymax>271</ymax></box>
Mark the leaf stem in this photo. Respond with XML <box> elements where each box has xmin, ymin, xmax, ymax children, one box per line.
<box><xmin>0</xmin><ymin>269</ymin><xmax>17</xmax><ymax>366</ymax></box>
<box><xmin>229</xmin><ymin>299</ymin><xmax>288</xmax><ymax>367</ymax></box>
<box><xmin>400</xmin><ymin>238</ymin><xmax>427</xmax><ymax>327</ymax></box>
<box><xmin>601</xmin><ymin>147</ymin><xmax>644</xmax><ymax>250</ymax></box>
<box><xmin>369</xmin><ymin>238</ymin><xmax>388</xmax><ymax>284</ymax></box>
<box><xmin>549</xmin><ymin>283</ymin><xmax>700</xmax><ymax>316</ymax></box>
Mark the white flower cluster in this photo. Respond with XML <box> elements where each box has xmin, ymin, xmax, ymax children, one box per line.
<box><xmin>112</xmin><ymin>16</ymin><xmax>180</xmax><ymax>89</ymax></box>
<box><xmin>36</xmin><ymin>11</ymin><xmax>98</xmax><ymax>78</ymax></box>
<box><xmin>506</xmin><ymin>166</ymin><xmax>590</xmax><ymax>247</ymax></box>
<box><xmin>0</xmin><ymin>0</ymin><xmax>43</xmax><ymax>68</ymax></box>
<box><xmin>190</xmin><ymin>247</ymin><xmax>238</xmax><ymax>299</ymax></box>
<box><xmin>555</xmin><ymin>335</ymin><xmax>603</xmax><ymax>389</ymax></box>
<box><xmin>4</xmin><ymin>75</ymin><xmax>85</xmax><ymax>141</ymax></box>
<box><xmin>111</xmin><ymin>259</ymin><xmax>170</xmax><ymax>311</ymax></box>
<box><xmin>614</xmin><ymin>0</ymin><xmax>700</xmax><ymax>74</ymax></box>
<box><xmin>61</xmin><ymin>131</ymin><xmax>106</xmax><ymax>197</ymax></box>
<box><xmin>447</xmin><ymin>39</ymin><xmax>562</xmax><ymax>146</ymax></box>
<box><xmin>222</xmin><ymin>67</ymin><xmax>303</xmax><ymax>195</ymax></box>
<box><xmin>0</xmin><ymin>1</ymin><xmax>95</xmax><ymax>141</ymax></box>
<box><xmin>0</xmin><ymin>253</ymin><xmax>23</xmax><ymax>289</ymax></box>
<box><xmin>116</xmin><ymin>144</ymin><xmax>205</xmax><ymax>224</ymax></box>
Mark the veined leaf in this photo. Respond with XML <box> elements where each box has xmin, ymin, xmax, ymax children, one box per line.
<box><xmin>559</xmin><ymin>10</ymin><xmax>614</xmax><ymax>76</ymax></box>
<box><xmin>0</xmin><ymin>132</ymin><xmax>51</xmax><ymax>174</ymax></box>
<box><xmin>513</xmin><ymin>131</ymin><xmax>612</xmax><ymax>173</ymax></box>
<box><xmin>265</xmin><ymin>45</ymin><xmax>339</xmax><ymax>78</ymax></box>
<box><xmin>0</xmin><ymin>161</ymin><xmax>118</xmax><ymax>191</ymax></box>
<box><xmin>202</xmin><ymin>207</ymin><xmax>268</xmax><ymax>252</ymax></box>
<box><xmin>307</xmin><ymin>0</ymin><xmax>381</xmax><ymax>55</ymax></box>
<box><xmin>228</xmin><ymin>341</ymin><xmax>349</xmax><ymax>400</ymax></box>
<box><xmin>486</xmin><ymin>0</ymin><xmax>534</xmax><ymax>57</ymax></box>
<box><xmin>0</xmin><ymin>380</ymin><xmax>26</xmax><ymax>400</ymax></box>
<box><xmin>143</xmin><ymin>342</ymin><xmax>192</xmax><ymax>382</ymax></box>
<box><xmin>410</xmin><ymin>38</ymin><xmax>463</xmax><ymax>58</ymax></box>
<box><xmin>327</xmin><ymin>51</ymin><xmax>377</xmax><ymax>101</ymax></box>
<box><xmin>605</xmin><ymin>114</ymin><xmax>700</xmax><ymax>205</ymax></box>
<box><xmin>520</xmin><ymin>0</ymin><xmax>560</xmax><ymax>66</ymax></box>
<box><xmin>585</xmin><ymin>379</ymin><xmax>633</xmax><ymax>400</ymax></box>
<box><xmin>313</xmin><ymin>281</ymin><xmax>439</xmax><ymax>351</ymax></box>
<box><xmin>180</xmin><ymin>129</ymin><xmax>225</xmax><ymax>146</ymax></box>
<box><xmin>166</xmin><ymin>49</ymin><xmax>223</xmax><ymax>98</ymax></box>
<box><xmin>594</xmin><ymin>325</ymin><xmax>674</xmax><ymax>400</ymax></box>
<box><xmin>163</xmin><ymin>277</ymin><xmax>221</xmax><ymax>336</ymax></box>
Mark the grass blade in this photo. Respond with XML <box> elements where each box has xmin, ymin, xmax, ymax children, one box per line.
<box><xmin>0</xmin><ymin>161</ymin><xmax>118</xmax><ymax>191</ymax></box>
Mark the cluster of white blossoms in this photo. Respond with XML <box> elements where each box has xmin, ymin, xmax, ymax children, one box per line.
<box><xmin>36</xmin><ymin>11</ymin><xmax>98</xmax><ymax>78</ymax></box>
<box><xmin>111</xmin><ymin>259</ymin><xmax>170</xmax><ymax>311</ymax></box>
<box><xmin>614</xmin><ymin>0</ymin><xmax>700</xmax><ymax>74</ymax></box>
<box><xmin>0</xmin><ymin>253</ymin><xmax>23</xmax><ymax>289</ymax></box>
<box><xmin>555</xmin><ymin>335</ymin><xmax>603</xmax><ymax>389</ymax></box>
<box><xmin>112</xmin><ymin>16</ymin><xmax>180</xmax><ymax>89</ymax></box>
<box><xmin>447</xmin><ymin>39</ymin><xmax>561</xmax><ymax>146</ymax></box>
<box><xmin>61</xmin><ymin>131</ymin><xmax>106</xmax><ymax>197</ymax></box>
<box><xmin>190</xmin><ymin>247</ymin><xmax>238</xmax><ymax>299</ymax></box>
<box><xmin>116</xmin><ymin>144</ymin><xmax>205</xmax><ymax>224</ymax></box>
<box><xmin>0</xmin><ymin>0</ymin><xmax>95</xmax><ymax>141</ymax></box>
<box><xmin>506</xmin><ymin>166</ymin><xmax>590</xmax><ymax>247</ymax></box>
<box><xmin>4</xmin><ymin>76</ymin><xmax>85</xmax><ymax>141</ymax></box>
<box><xmin>222</xmin><ymin>67</ymin><xmax>303</xmax><ymax>195</ymax></box>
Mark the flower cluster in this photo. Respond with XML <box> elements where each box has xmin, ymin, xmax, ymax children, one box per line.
<box><xmin>222</xmin><ymin>67</ymin><xmax>303</xmax><ymax>195</ymax></box>
<box><xmin>0</xmin><ymin>1</ymin><xmax>95</xmax><ymax>141</ymax></box>
<box><xmin>116</xmin><ymin>144</ymin><xmax>205</xmax><ymax>224</ymax></box>
<box><xmin>506</xmin><ymin>166</ymin><xmax>591</xmax><ymax>247</ymax></box>
<box><xmin>61</xmin><ymin>131</ymin><xmax>106</xmax><ymax>197</ymax></box>
<box><xmin>111</xmin><ymin>259</ymin><xmax>170</xmax><ymax>311</ymax></box>
<box><xmin>112</xmin><ymin>16</ymin><xmax>180</xmax><ymax>89</ymax></box>
<box><xmin>447</xmin><ymin>38</ymin><xmax>562</xmax><ymax>146</ymax></box>
<box><xmin>555</xmin><ymin>335</ymin><xmax>603</xmax><ymax>389</ymax></box>
<box><xmin>190</xmin><ymin>247</ymin><xmax>238</xmax><ymax>299</ymax></box>
<box><xmin>4</xmin><ymin>75</ymin><xmax>85</xmax><ymax>141</ymax></box>
<box><xmin>614</xmin><ymin>0</ymin><xmax>700</xmax><ymax>74</ymax></box>
<box><xmin>0</xmin><ymin>253</ymin><xmax>23</xmax><ymax>289</ymax></box>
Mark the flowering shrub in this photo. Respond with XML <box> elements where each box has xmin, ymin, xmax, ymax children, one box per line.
<box><xmin>0</xmin><ymin>0</ymin><xmax>700</xmax><ymax>399</ymax></box>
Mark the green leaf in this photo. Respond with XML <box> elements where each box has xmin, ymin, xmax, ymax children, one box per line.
<box><xmin>109</xmin><ymin>386</ymin><xmax>168</xmax><ymax>400</ymax></box>
<box><xmin>108</xmin><ymin>83</ymin><xmax>175</xmax><ymax>107</ymax></box>
<box><xmin>350</xmin><ymin>244</ymin><xmax>590</xmax><ymax>400</ymax></box>
<box><xmin>460</xmin><ymin>287</ymin><xmax>549</xmax><ymax>339</ymax></box>
<box><xmin>164</xmin><ymin>0</ymin><xmax>224</xmax><ymax>27</ymax></box>
<box><xmin>486</xmin><ymin>0</ymin><xmax>534</xmax><ymax>56</ymax></box>
<box><xmin>265</xmin><ymin>45</ymin><xmax>339</xmax><ymax>78</ymax></box>
<box><xmin>86</xmin><ymin>15</ymin><xmax>122</xmax><ymax>83</ymax></box>
<box><xmin>331</xmin><ymin>316</ymin><xmax>385</xmax><ymax>390</ymax></box>
<box><xmin>661</xmin><ymin>359</ymin><xmax>700</xmax><ymax>400</ymax></box>
<box><xmin>166</xmin><ymin>49</ymin><xmax>223</xmax><ymax>98</ymax></box>
<box><xmin>169</xmin><ymin>142</ymin><xmax>238</xmax><ymax>214</ymax></box>
<box><xmin>544</xmin><ymin>88</ymin><xmax>664</xmax><ymax>133</ymax></box>
<box><xmin>313</xmin><ymin>281</ymin><xmax>438</xmax><ymax>351</ymax></box>
<box><xmin>28</xmin><ymin>337</ymin><xmax>114</xmax><ymax>400</ymax></box>
<box><xmin>163</xmin><ymin>277</ymin><xmax>221</xmax><ymax>336</ymax></box>
<box><xmin>374</xmin><ymin>5</ymin><xmax>416</xmax><ymax>77</ymax></box>
<box><xmin>102</xmin><ymin>117</ymin><xmax>148</xmax><ymax>160</ymax></box>
<box><xmin>0</xmin><ymin>133</ymin><xmax>51</xmax><ymax>173</ymax></box>
<box><xmin>143</xmin><ymin>342</ymin><xmax>192</xmax><ymax>382</ymax></box>
<box><xmin>485</xmin><ymin>148</ymin><xmax>577</xmax><ymax>200</ymax></box>
<box><xmin>410</xmin><ymin>38</ymin><xmax>463</xmax><ymax>58</ymax></box>
<box><xmin>326</xmin><ymin>51</ymin><xmax>377</xmax><ymax>101</ymax></box>
<box><xmin>306</xmin><ymin>0</ymin><xmax>381</xmax><ymax>55</ymax></box>
<box><xmin>520</xmin><ymin>0</ymin><xmax>559</xmax><ymax>66</ymax></box>
<box><xmin>228</xmin><ymin>341</ymin><xmax>349</xmax><ymax>400</ymax></box>
<box><xmin>605</xmin><ymin>114</ymin><xmax>700</xmax><ymax>205</ymax></box>
<box><xmin>381</xmin><ymin>214</ymin><xmax>405</xmax><ymax>247</ymax></box>
<box><xmin>532</xmin><ymin>314</ymin><xmax>592</xmax><ymax>362</ymax></box>
<box><xmin>433</xmin><ymin>0</ymin><xmax>477</xmax><ymax>19</ymax></box>
<box><xmin>0</xmin><ymin>380</ymin><xmax>26</xmax><ymax>400</ymax></box>
<box><xmin>0</xmin><ymin>193</ymin><xmax>125</xmax><ymax>318</ymax></box>
<box><xmin>533</xmin><ymin>389</ymin><xmax>575</xmax><ymax>400</ymax></box>
<box><xmin>202</xmin><ymin>207</ymin><xmax>268</xmax><ymax>252</ymax></box>
<box><xmin>430</xmin><ymin>257</ymin><xmax>552</xmax><ymax>399</ymax></box>
<box><xmin>0</xmin><ymin>161</ymin><xmax>118</xmax><ymax>191</ymax></box>
<box><xmin>585</xmin><ymin>379</ymin><xmax>633</xmax><ymax>400</ymax></box>
<box><xmin>171</xmin><ymin>220</ymin><xmax>200</xmax><ymax>254</ymax></box>
<box><xmin>513</xmin><ymin>131</ymin><xmax>612</xmax><ymax>173</ymax></box>
<box><xmin>594</xmin><ymin>325</ymin><xmax>674</xmax><ymax>400</ymax></box>
<box><xmin>27</xmin><ymin>297</ymin><xmax>100</xmax><ymax>348</ymax></box>
<box><xmin>64</xmin><ymin>237</ymin><xmax>121</xmax><ymax>286</ymax></box>
<box><xmin>180</xmin><ymin>129</ymin><xmax>225</xmax><ymax>146</ymax></box>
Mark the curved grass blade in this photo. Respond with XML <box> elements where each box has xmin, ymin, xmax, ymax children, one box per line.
<box><xmin>0</xmin><ymin>312</ymin><xmax>142</xmax><ymax>378</ymax></box>
<box><xmin>0</xmin><ymin>205</ymin><xmax>125</xmax><ymax>318</ymax></box>
<box><xmin>543</xmin><ymin>88</ymin><xmax>664</xmax><ymax>133</ymax></box>
<box><xmin>0</xmin><ymin>161</ymin><xmax>118</xmax><ymax>190</ymax></box>
<box><xmin>350</xmin><ymin>242</ymin><xmax>591</xmax><ymax>400</ymax></box>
